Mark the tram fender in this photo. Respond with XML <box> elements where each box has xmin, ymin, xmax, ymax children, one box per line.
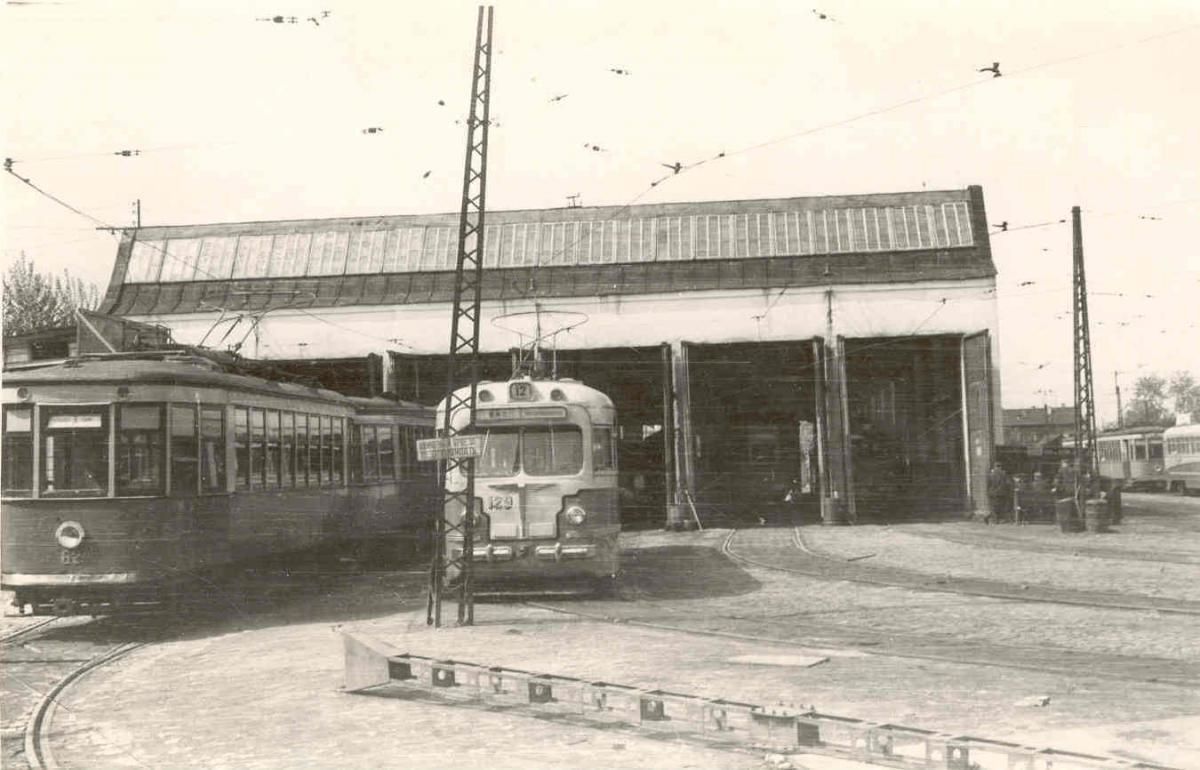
<box><xmin>342</xmin><ymin>632</ymin><xmax>398</xmax><ymax>692</ymax></box>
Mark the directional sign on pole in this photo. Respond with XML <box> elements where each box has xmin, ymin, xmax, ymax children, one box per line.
<box><xmin>416</xmin><ymin>435</ymin><xmax>484</xmax><ymax>462</ymax></box>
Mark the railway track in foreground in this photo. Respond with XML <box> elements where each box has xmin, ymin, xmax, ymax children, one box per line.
<box><xmin>724</xmin><ymin>527</ymin><xmax>1200</xmax><ymax>616</ymax></box>
<box><xmin>1</xmin><ymin>613</ymin><xmax>147</xmax><ymax>770</ymax></box>
<box><xmin>0</xmin><ymin>618</ymin><xmax>61</xmax><ymax>646</ymax></box>
<box><xmin>22</xmin><ymin>641</ymin><xmax>145</xmax><ymax>770</ymax></box>
<box><xmin>519</xmin><ymin>526</ymin><xmax>1200</xmax><ymax>688</ymax></box>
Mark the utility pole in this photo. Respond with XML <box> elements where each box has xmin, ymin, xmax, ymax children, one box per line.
<box><xmin>1071</xmin><ymin>206</ymin><xmax>1099</xmax><ymax>494</ymax></box>
<box><xmin>133</xmin><ymin>199</ymin><xmax>141</xmax><ymax>228</ymax></box>
<box><xmin>427</xmin><ymin>5</ymin><xmax>494</xmax><ymax>628</ymax></box>
<box><xmin>1114</xmin><ymin>371</ymin><xmax>1123</xmax><ymax>429</ymax></box>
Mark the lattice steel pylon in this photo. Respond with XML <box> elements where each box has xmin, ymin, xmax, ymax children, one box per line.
<box><xmin>1071</xmin><ymin>206</ymin><xmax>1099</xmax><ymax>494</ymax></box>
<box><xmin>427</xmin><ymin>5</ymin><xmax>494</xmax><ymax>628</ymax></box>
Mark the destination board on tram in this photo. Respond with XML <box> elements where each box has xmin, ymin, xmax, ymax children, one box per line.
<box><xmin>416</xmin><ymin>435</ymin><xmax>484</xmax><ymax>461</ymax></box>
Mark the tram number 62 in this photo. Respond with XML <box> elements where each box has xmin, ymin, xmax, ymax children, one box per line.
<box><xmin>487</xmin><ymin>495</ymin><xmax>514</xmax><ymax>511</ymax></box>
<box><xmin>60</xmin><ymin>550</ymin><xmax>81</xmax><ymax>565</ymax></box>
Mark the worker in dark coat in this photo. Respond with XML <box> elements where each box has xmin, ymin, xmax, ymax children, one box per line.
<box><xmin>986</xmin><ymin>462</ymin><xmax>1011</xmax><ymax>523</ymax></box>
<box><xmin>1052</xmin><ymin>459</ymin><xmax>1077</xmax><ymax>498</ymax></box>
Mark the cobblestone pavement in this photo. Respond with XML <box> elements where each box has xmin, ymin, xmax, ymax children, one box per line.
<box><xmin>16</xmin><ymin>499</ymin><xmax>1200</xmax><ymax>769</ymax></box>
<box><xmin>801</xmin><ymin>520</ymin><xmax>1200</xmax><ymax>602</ymax></box>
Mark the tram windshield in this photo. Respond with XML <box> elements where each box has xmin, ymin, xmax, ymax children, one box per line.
<box><xmin>41</xmin><ymin>407</ymin><xmax>109</xmax><ymax>497</ymax></box>
<box><xmin>476</xmin><ymin>425</ymin><xmax>583</xmax><ymax>477</ymax></box>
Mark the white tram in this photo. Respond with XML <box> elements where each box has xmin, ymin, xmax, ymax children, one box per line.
<box><xmin>437</xmin><ymin>376</ymin><xmax>620</xmax><ymax>587</ymax></box>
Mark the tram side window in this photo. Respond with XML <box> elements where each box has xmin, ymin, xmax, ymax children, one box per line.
<box><xmin>379</xmin><ymin>426</ymin><xmax>396</xmax><ymax>480</ymax></box>
<box><xmin>170</xmin><ymin>405</ymin><xmax>198</xmax><ymax>497</ymax></box>
<box><xmin>364</xmin><ymin>425</ymin><xmax>380</xmax><ymax>481</ymax></box>
<box><xmin>116</xmin><ymin>405</ymin><xmax>162</xmax><ymax>496</ymax></box>
<box><xmin>396</xmin><ymin>427</ymin><xmax>411</xmax><ymax>477</ymax></box>
<box><xmin>250</xmin><ymin>409</ymin><xmax>266</xmax><ymax>488</ymax></box>
<box><xmin>592</xmin><ymin>426</ymin><xmax>615</xmax><ymax>471</ymax></box>
<box><xmin>265</xmin><ymin>410</ymin><xmax>281</xmax><ymax>487</ymax></box>
<box><xmin>349</xmin><ymin>424</ymin><xmax>363</xmax><ymax>482</ymax></box>
<box><xmin>45</xmin><ymin>408</ymin><xmax>111</xmax><ymax>497</ymax></box>
<box><xmin>332</xmin><ymin>417</ymin><xmax>344</xmax><ymax>484</ymax></box>
<box><xmin>1133</xmin><ymin>442</ymin><xmax>1147</xmax><ymax>460</ymax></box>
<box><xmin>281</xmin><ymin>412</ymin><xmax>295</xmax><ymax>488</ymax></box>
<box><xmin>296</xmin><ymin>414</ymin><xmax>309</xmax><ymax>487</ymax></box>
<box><xmin>234</xmin><ymin>408</ymin><xmax>250</xmax><ymax>490</ymax></box>
<box><xmin>309</xmin><ymin>416</ymin><xmax>322</xmax><ymax>485</ymax></box>
<box><xmin>200</xmin><ymin>407</ymin><xmax>226</xmax><ymax>493</ymax></box>
<box><xmin>2</xmin><ymin>407</ymin><xmax>34</xmax><ymax>496</ymax></box>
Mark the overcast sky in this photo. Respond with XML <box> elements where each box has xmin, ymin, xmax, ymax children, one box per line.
<box><xmin>3</xmin><ymin>0</ymin><xmax>1197</xmax><ymax>423</ymax></box>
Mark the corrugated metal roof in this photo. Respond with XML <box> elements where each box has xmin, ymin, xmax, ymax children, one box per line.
<box><xmin>100</xmin><ymin>186</ymin><xmax>994</xmax><ymax>314</ymax></box>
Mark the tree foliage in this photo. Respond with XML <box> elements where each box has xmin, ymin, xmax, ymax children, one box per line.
<box><xmin>2</xmin><ymin>253</ymin><xmax>100</xmax><ymax>336</ymax></box>
<box><xmin>1168</xmin><ymin>371</ymin><xmax>1200</xmax><ymax>423</ymax></box>
<box><xmin>1122</xmin><ymin>372</ymin><xmax>1200</xmax><ymax>427</ymax></box>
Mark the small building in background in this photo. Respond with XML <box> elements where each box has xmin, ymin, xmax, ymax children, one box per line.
<box><xmin>2</xmin><ymin>325</ymin><xmax>77</xmax><ymax>367</ymax></box>
<box><xmin>1003</xmin><ymin>405</ymin><xmax>1074</xmax><ymax>450</ymax></box>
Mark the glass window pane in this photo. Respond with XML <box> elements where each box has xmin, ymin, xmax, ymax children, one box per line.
<box><xmin>296</xmin><ymin>415</ymin><xmax>309</xmax><ymax>487</ymax></box>
<box><xmin>592</xmin><ymin>427</ymin><xmax>614</xmax><ymax>471</ymax></box>
<box><xmin>477</xmin><ymin>428</ymin><xmax>520</xmax><ymax>477</ymax></box>
<box><xmin>379</xmin><ymin>426</ymin><xmax>395</xmax><ymax>480</ymax></box>
<box><xmin>350</xmin><ymin>424</ymin><xmax>364</xmax><ymax>482</ymax></box>
<box><xmin>250</xmin><ymin>409</ymin><xmax>265</xmax><ymax>488</ymax></box>
<box><xmin>320</xmin><ymin>415</ymin><xmax>333</xmax><ymax>485</ymax></box>
<box><xmin>331</xmin><ymin>417</ymin><xmax>344</xmax><ymax>484</ymax></box>
<box><xmin>308</xmin><ymin>415</ymin><xmax>321</xmax><ymax>484</ymax></box>
<box><xmin>523</xmin><ymin>426</ymin><xmax>583</xmax><ymax>476</ymax></box>
<box><xmin>364</xmin><ymin>425</ymin><xmax>379</xmax><ymax>481</ymax></box>
<box><xmin>115</xmin><ymin>405</ymin><xmax>160</xmax><ymax>496</ymax></box>
<box><xmin>201</xmin><ymin>408</ymin><xmax>226</xmax><ymax>493</ymax></box>
<box><xmin>234</xmin><ymin>408</ymin><xmax>249</xmax><ymax>489</ymax></box>
<box><xmin>2</xmin><ymin>406</ymin><xmax>34</xmax><ymax>495</ymax></box>
<box><xmin>281</xmin><ymin>412</ymin><xmax>294</xmax><ymax>488</ymax></box>
<box><xmin>265</xmin><ymin>410</ymin><xmax>280</xmax><ymax>487</ymax></box>
<box><xmin>171</xmin><ymin>405</ymin><xmax>198</xmax><ymax>497</ymax></box>
<box><xmin>41</xmin><ymin>405</ymin><xmax>109</xmax><ymax>494</ymax></box>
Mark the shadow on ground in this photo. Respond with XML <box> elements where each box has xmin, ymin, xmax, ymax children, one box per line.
<box><xmin>618</xmin><ymin>545</ymin><xmax>760</xmax><ymax>600</ymax></box>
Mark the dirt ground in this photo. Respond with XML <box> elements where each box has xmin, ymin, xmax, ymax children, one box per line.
<box><xmin>9</xmin><ymin>493</ymin><xmax>1200</xmax><ymax>769</ymax></box>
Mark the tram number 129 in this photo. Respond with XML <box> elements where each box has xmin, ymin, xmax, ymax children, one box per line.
<box><xmin>487</xmin><ymin>495</ymin><xmax>514</xmax><ymax>511</ymax></box>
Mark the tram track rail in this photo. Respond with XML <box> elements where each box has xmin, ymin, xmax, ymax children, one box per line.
<box><xmin>517</xmin><ymin>525</ymin><xmax>1200</xmax><ymax>688</ymax></box>
<box><xmin>722</xmin><ymin>528</ymin><xmax>1200</xmax><ymax>617</ymax></box>
<box><xmin>0</xmin><ymin>618</ymin><xmax>61</xmax><ymax>646</ymax></box>
<box><xmin>22</xmin><ymin>641</ymin><xmax>144</xmax><ymax>770</ymax></box>
<box><xmin>896</xmin><ymin>526</ymin><xmax>1200</xmax><ymax>565</ymax></box>
<box><xmin>522</xmin><ymin>595</ymin><xmax>1200</xmax><ymax>689</ymax></box>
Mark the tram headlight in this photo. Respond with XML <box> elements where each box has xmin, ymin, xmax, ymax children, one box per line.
<box><xmin>565</xmin><ymin>505</ymin><xmax>587</xmax><ymax>526</ymax></box>
<box><xmin>55</xmin><ymin>520</ymin><xmax>85</xmax><ymax>550</ymax></box>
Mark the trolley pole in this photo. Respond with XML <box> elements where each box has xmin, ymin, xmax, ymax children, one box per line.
<box><xmin>427</xmin><ymin>5</ymin><xmax>494</xmax><ymax>628</ymax></box>
<box><xmin>1071</xmin><ymin>206</ymin><xmax>1099</xmax><ymax>503</ymax></box>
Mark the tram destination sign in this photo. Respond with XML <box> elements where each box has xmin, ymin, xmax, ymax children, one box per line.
<box><xmin>416</xmin><ymin>435</ymin><xmax>484</xmax><ymax>462</ymax></box>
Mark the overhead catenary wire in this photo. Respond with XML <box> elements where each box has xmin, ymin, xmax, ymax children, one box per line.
<box><xmin>3</xmin><ymin>163</ymin><xmax>415</xmax><ymax>351</ymax></box>
<box><xmin>6</xmin><ymin>13</ymin><xmax>1195</xmax><ymax>352</ymax></box>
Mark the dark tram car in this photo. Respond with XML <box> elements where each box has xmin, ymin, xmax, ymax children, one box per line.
<box><xmin>1</xmin><ymin>353</ymin><xmax>435</xmax><ymax>615</ymax></box>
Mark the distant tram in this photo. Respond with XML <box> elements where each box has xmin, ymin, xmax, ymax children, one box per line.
<box><xmin>437</xmin><ymin>376</ymin><xmax>620</xmax><ymax>589</ymax></box>
<box><xmin>1</xmin><ymin>352</ymin><xmax>436</xmax><ymax>615</ymax></box>
<box><xmin>1164</xmin><ymin>423</ymin><xmax>1200</xmax><ymax>495</ymax></box>
<box><xmin>1065</xmin><ymin>426</ymin><xmax>1168</xmax><ymax>491</ymax></box>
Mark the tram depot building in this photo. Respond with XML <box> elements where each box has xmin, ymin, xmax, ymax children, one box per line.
<box><xmin>95</xmin><ymin>186</ymin><xmax>1002</xmax><ymax>526</ymax></box>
